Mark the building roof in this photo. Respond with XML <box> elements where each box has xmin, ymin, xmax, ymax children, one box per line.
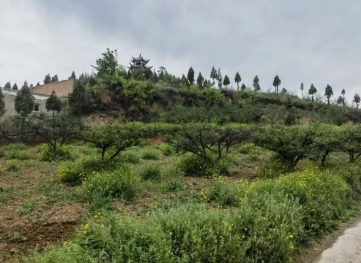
<box><xmin>2</xmin><ymin>89</ymin><xmax>49</xmax><ymax>100</ymax></box>
<box><xmin>30</xmin><ymin>78</ymin><xmax>75</xmax><ymax>98</ymax></box>
<box><xmin>131</xmin><ymin>54</ymin><xmax>150</xmax><ymax>63</ymax></box>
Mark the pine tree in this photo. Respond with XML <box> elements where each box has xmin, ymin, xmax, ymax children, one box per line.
<box><xmin>273</xmin><ymin>75</ymin><xmax>281</xmax><ymax>94</ymax></box>
<box><xmin>197</xmin><ymin>72</ymin><xmax>204</xmax><ymax>89</ymax></box>
<box><xmin>0</xmin><ymin>88</ymin><xmax>5</xmax><ymax>117</ymax></box>
<box><xmin>12</xmin><ymin>83</ymin><xmax>18</xmax><ymax>90</ymax></box>
<box><xmin>324</xmin><ymin>84</ymin><xmax>333</xmax><ymax>105</ymax></box>
<box><xmin>337</xmin><ymin>96</ymin><xmax>343</xmax><ymax>105</ymax></box>
<box><xmin>158</xmin><ymin>66</ymin><xmax>166</xmax><ymax>80</ymax></box>
<box><xmin>234</xmin><ymin>72</ymin><xmax>241</xmax><ymax>90</ymax></box>
<box><xmin>181</xmin><ymin>74</ymin><xmax>188</xmax><ymax>84</ymax></box>
<box><xmin>150</xmin><ymin>70</ymin><xmax>158</xmax><ymax>83</ymax></box>
<box><xmin>217</xmin><ymin>68</ymin><xmax>222</xmax><ymax>89</ymax></box>
<box><xmin>46</xmin><ymin>91</ymin><xmax>63</xmax><ymax>115</ymax></box>
<box><xmin>187</xmin><ymin>67</ymin><xmax>195</xmax><ymax>85</ymax></box>
<box><xmin>15</xmin><ymin>82</ymin><xmax>35</xmax><ymax>117</ymax></box>
<box><xmin>210</xmin><ymin>66</ymin><xmax>217</xmax><ymax>85</ymax></box>
<box><xmin>4</xmin><ymin>82</ymin><xmax>11</xmax><ymax>89</ymax></box>
<box><xmin>126</xmin><ymin>69</ymin><xmax>132</xmax><ymax>80</ymax></box>
<box><xmin>51</xmin><ymin>75</ymin><xmax>59</xmax><ymax>82</ymax></box>
<box><xmin>241</xmin><ymin>83</ymin><xmax>247</xmax><ymax>91</ymax></box>
<box><xmin>300</xmin><ymin>83</ymin><xmax>304</xmax><ymax>98</ymax></box>
<box><xmin>70</xmin><ymin>71</ymin><xmax>76</xmax><ymax>79</ymax></box>
<box><xmin>309</xmin><ymin>84</ymin><xmax>317</xmax><ymax>102</ymax></box>
<box><xmin>354</xmin><ymin>93</ymin><xmax>360</xmax><ymax>109</ymax></box>
<box><xmin>44</xmin><ymin>74</ymin><xmax>51</xmax><ymax>84</ymax></box>
<box><xmin>253</xmin><ymin>75</ymin><xmax>260</xmax><ymax>92</ymax></box>
<box><xmin>341</xmin><ymin>89</ymin><xmax>346</xmax><ymax>106</ymax></box>
<box><xmin>223</xmin><ymin>75</ymin><xmax>230</xmax><ymax>89</ymax></box>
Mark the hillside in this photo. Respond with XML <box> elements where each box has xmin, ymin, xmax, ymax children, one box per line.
<box><xmin>1</xmin><ymin>50</ymin><xmax>361</xmax><ymax>263</ymax></box>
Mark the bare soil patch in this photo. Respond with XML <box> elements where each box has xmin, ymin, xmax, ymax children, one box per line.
<box><xmin>0</xmin><ymin>160</ymin><xmax>86</xmax><ymax>263</ymax></box>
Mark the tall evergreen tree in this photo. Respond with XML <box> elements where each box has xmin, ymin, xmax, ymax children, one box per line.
<box><xmin>337</xmin><ymin>96</ymin><xmax>343</xmax><ymax>105</ymax></box>
<box><xmin>210</xmin><ymin>66</ymin><xmax>217</xmax><ymax>85</ymax></box>
<box><xmin>309</xmin><ymin>84</ymin><xmax>317</xmax><ymax>102</ymax></box>
<box><xmin>158</xmin><ymin>66</ymin><xmax>166</xmax><ymax>80</ymax></box>
<box><xmin>253</xmin><ymin>75</ymin><xmax>260</xmax><ymax>91</ymax></box>
<box><xmin>15</xmin><ymin>82</ymin><xmax>35</xmax><ymax>117</ymax></box>
<box><xmin>197</xmin><ymin>72</ymin><xmax>204</xmax><ymax>89</ymax></box>
<box><xmin>12</xmin><ymin>83</ymin><xmax>18</xmax><ymax>90</ymax></box>
<box><xmin>241</xmin><ymin>83</ymin><xmax>247</xmax><ymax>91</ymax></box>
<box><xmin>187</xmin><ymin>67</ymin><xmax>195</xmax><ymax>85</ymax></box>
<box><xmin>70</xmin><ymin>71</ymin><xmax>76</xmax><ymax>79</ymax></box>
<box><xmin>223</xmin><ymin>75</ymin><xmax>230</xmax><ymax>89</ymax></box>
<box><xmin>273</xmin><ymin>75</ymin><xmax>281</xmax><ymax>94</ymax></box>
<box><xmin>46</xmin><ymin>91</ymin><xmax>63</xmax><ymax>115</ymax></box>
<box><xmin>4</xmin><ymin>82</ymin><xmax>11</xmax><ymax>89</ymax></box>
<box><xmin>300</xmin><ymin>83</ymin><xmax>304</xmax><ymax>98</ymax></box>
<box><xmin>44</xmin><ymin>74</ymin><xmax>51</xmax><ymax>84</ymax></box>
<box><xmin>0</xmin><ymin>88</ymin><xmax>5</xmax><ymax>117</ymax></box>
<box><xmin>181</xmin><ymin>74</ymin><xmax>188</xmax><ymax>84</ymax></box>
<box><xmin>235</xmin><ymin>72</ymin><xmax>241</xmax><ymax>90</ymax></box>
<box><xmin>217</xmin><ymin>68</ymin><xmax>222</xmax><ymax>89</ymax></box>
<box><xmin>341</xmin><ymin>89</ymin><xmax>346</xmax><ymax>106</ymax></box>
<box><xmin>150</xmin><ymin>70</ymin><xmax>158</xmax><ymax>83</ymax></box>
<box><xmin>51</xmin><ymin>75</ymin><xmax>59</xmax><ymax>83</ymax></box>
<box><xmin>324</xmin><ymin>84</ymin><xmax>333</xmax><ymax>105</ymax></box>
<box><xmin>354</xmin><ymin>93</ymin><xmax>360</xmax><ymax>109</ymax></box>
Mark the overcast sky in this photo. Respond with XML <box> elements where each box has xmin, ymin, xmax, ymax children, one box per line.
<box><xmin>1</xmin><ymin>0</ymin><xmax>360</xmax><ymax>103</ymax></box>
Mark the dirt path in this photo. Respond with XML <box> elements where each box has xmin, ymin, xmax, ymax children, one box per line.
<box><xmin>313</xmin><ymin>215</ymin><xmax>361</xmax><ymax>263</ymax></box>
<box><xmin>296</xmin><ymin>212</ymin><xmax>361</xmax><ymax>263</ymax></box>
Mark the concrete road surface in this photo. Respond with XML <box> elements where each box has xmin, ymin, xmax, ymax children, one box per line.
<box><xmin>314</xmin><ymin>221</ymin><xmax>361</xmax><ymax>263</ymax></box>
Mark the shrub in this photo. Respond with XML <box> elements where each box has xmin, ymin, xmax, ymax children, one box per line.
<box><xmin>6</xmin><ymin>149</ymin><xmax>30</xmax><ymax>160</ymax></box>
<box><xmin>58</xmin><ymin>161</ymin><xmax>86</xmax><ymax>185</ymax></box>
<box><xmin>7</xmin><ymin>160</ymin><xmax>20</xmax><ymax>172</ymax></box>
<box><xmin>82</xmin><ymin>166</ymin><xmax>140</xmax><ymax>201</ymax></box>
<box><xmin>142</xmin><ymin>149</ymin><xmax>161</xmax><ymax>160</ymax></box>
<box><xmin>255</xmin><ymin>154</ymin><xmax>292</xmax><ymax>179</ymax></box>
<box><xmin>140</xmin><ymin>164</ymin><xmax>162</xmax><ymax>181</ymax></box>
<box><xmin>118</xmin><ymin>151</ymin><xmax>141</xmax><ymax>164</ymax></box>
<box><xmin>159</xmin><ymin>144</ymin><xmax>174</xmax><ymax>156</ymax></box>
<box><xmin>253</xmin><ymin>167</ymin><xmax>353</xmax><ymax>241</ymax></box>
<box><xmin>27</xmin><ymin>201</ymin><xmax>303</xmax><ymax>263</ymax></box>
<box><xmin>175</xmin><ymin>154</ymin><xmax>219</xmax><ymax>178</ymax></box>
<box><xmin>58</xmin><ymin>157</ymin><xmax>120</xmax><ymax>185</ymax></box>
<box><xmin>238</xmin><ymin>143</ymin><xmax>260</xmax><ymax>155</ymax></box>
<box><xmin>38</xmin><ymin>144</ymin><xmax>73</xmax><ymax>162</ymax></box>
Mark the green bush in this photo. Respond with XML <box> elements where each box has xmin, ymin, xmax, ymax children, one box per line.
<box><xmin>38</xmin><ymin>144</ymin><xmax>73</xmax><ymax>162</ymax></box>
<box><xmin>159</xmin><ymin>144</ymin><xmax>174</xmax><ymax>156</ymax></box>
<box><xmin>82</xmin><ymin>166</ymin><xmax>140</xmax><ymax>201</ymax></box>
<box><xmin>6</xmin><ymin>150</ymin><xmax>30</xmax><ymax>160</ymax></box>
<box><xmin>142</xmin><ymin>149</ymin><xmax>161</xmax><ymax>160</ymax></box>
<box><xmin>255</xmin><ymin>154</ymin><xmax>292</xmax><ymax>179</ymax></box>
<box><xmin>27</xmin><ymin>201</ymin><xmax>303</xmax><ymax>263</ymax></box>
<box><xmin>140</xmin><ymin>164</ymin><xmax>162</xmax><ymax>181</ymax></box>
<box><xmin>118</xmin><ymin>151</ymin><xmax>141</xmax><ymax>164</ymax></box>
<box><xmin>175</xmin><ymin>154</ymin><xmax>219</xmax><ymax>178</ymax></box>
<box><xmin>58</xmin><ymin>157</ymin><xmax>120</xmax><ymax>185</ymax></box>
<box><xmin>238</xmin><ymin>143</ymin><xmax>260</xmax><ymax>155</ymax></box>
<box><xmin>7</xmin><ymin>159</ymin><xmax>20</xmax><ymax>172</ymax></box>
<box><xmin>253</xmin><ymin>167</ymin><xmax>353</xmax><ymax>240</ymax></box>
<box><xmin>58</xmin><ymin>161</ymin><xmax>86</xmax><ymax>185</ymax></box>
